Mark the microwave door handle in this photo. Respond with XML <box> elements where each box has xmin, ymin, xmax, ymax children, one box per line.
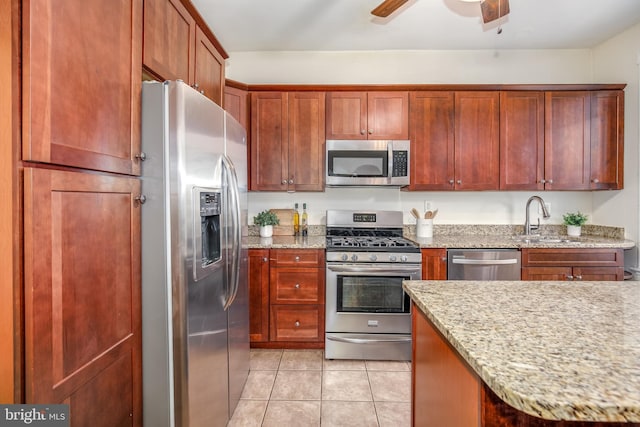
<box><xmin>387</xmin><ymin>142</ymin><xmax>393</xmax><ymax>184</ymax></box>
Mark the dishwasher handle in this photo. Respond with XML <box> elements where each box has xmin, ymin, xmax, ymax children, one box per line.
<box><xmin>451</xmin><ymin>257</ymin><xmax>519</xmax><ymax>265</ymax></box>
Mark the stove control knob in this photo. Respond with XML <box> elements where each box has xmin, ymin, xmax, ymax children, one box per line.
<box><xmin>341</xmin><ymin>254</ymin><xmax>349</xmax><ymax>261</ymax></box>
<box><xmin>351</xmin><ymin>254</ymin><xmax>359</xmax><ymax>262</ymax></box>
<box><xmin>401</xmin><ymin>255</ymin><xmax>408</xmax><ymax>262</ymax></box>
<box><xmin>369</xmin><ymin>254</ymin><xmax>378</xmax><ymax>262</ymax></box>
<box><xmin>389</xmin><ymin>255</ymin><xmax>397</xmax><ymax>262</ymax></box>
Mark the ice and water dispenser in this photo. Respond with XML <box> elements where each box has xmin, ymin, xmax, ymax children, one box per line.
<box><xmin>199</xmin><ymin>191</ymin><xmax>221</xmax><ymax>269</ymax></box>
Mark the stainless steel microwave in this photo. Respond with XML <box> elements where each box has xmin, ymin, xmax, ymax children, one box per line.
<box><xmin>326</xmin><ymin>139</ymin><xmax>410</xmax><ymax>187</ymax></box>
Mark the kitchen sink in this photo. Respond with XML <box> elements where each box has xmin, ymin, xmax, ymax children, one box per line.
<box><xmin>513</xmin><ymin>235</ymin><xmax>579</xmax><ymax>244</ymax></box>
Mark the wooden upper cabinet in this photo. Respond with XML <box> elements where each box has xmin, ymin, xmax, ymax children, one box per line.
<box><xmin>250</xmin><ymin>92</ymin><xmax>325</xmax><ymax>192</ymax></box>
<box><xmin>499</xmin><ymin>91</ymin><xmax>545</xmax><ymax>190</ymax></box>
<box><xmin>544</xmin><ymin>91</ymin><xmax>591</xmax><ymax>190</ymax></box>
<box><xmin>326</xmin><ymin>91</ymin><xmax>408</xmax><ymax>140</ymax></box>
<box><xmin>287</xmin><ymin>92</ymin><xmax>326</xmax><ymax>191</ymax></box>
<box><xmin>408</xmin><ymin>91</ymin><xmax>455</xmax><ymax>190</ymax></box>
<box><xmin>23</xmin><ymin>0</ymin><xmax>142</xmax><ymax>175</ymax></box>
<box><xmin>143</xmin><ymin>0</ymin><xmax>195</xmax><ymax>83</ymax></box>
<box><xmin>590</xmin><ymin>90</ymin><xmax>624</xmax><ymax>190</ymax></box>
<box><xmin>23</xmin><ymin>167</ymin><xmax>141</xmax><ymax>423</ymax></box>
<box><xmin>142</xmin><ymin>0</ymin><xmax>225</xmax><ymax>105</ymax></box>
<box><xmin>224</xmin><ymin>85</ymin><xmax>249</xmax><ymax>130</ymax></box>
<box><xmin>251</xmin><ymin>92</ymin><xmax>288</xmax><ymax>191</ymax></box>
<box><xmin>454</xmin><ymin>91</ymin><xmax>500</xmax><ymax>190</ymax></box>
<box><xmin>194</xmin><ymin>25</ymin><xmax>225</xmax><ymax>105</ymax></box>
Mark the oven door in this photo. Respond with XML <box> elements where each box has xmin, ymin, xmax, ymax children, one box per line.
<box><xmin>325</xmin><ymin>262</ymin><xmax>420</xmax><ymax>334</ymax></box>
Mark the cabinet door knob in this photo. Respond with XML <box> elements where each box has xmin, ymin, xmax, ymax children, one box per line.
<box><xmin>135</xmin><ymin>195</ymin><xmax>147</xmax><ymax>204</ymax></box>
<box><xmin>288</xmin><ymin>179</ymin><xmax>294</xmax><ymax>184</ymax></box>
<box><xmin>566</xmin><ymin>275</ymin><xmax>574</xmax><ymax>280</ymax></box>
<box><xmin>200</xmin><ymin>90</ymin><xmax>205</xmax><ymax>95</ymax></box>
<box><xmin>281</xmin><ymin>179</ymin><xmax>287</xmax><ymax>185</ymax></box>
<box><xmin>592</xmin><ymin>178</ymin><xmax>600</xmax><ymax>183</ymax></box>
<box><xmin>360</xmin><ymin>129</ymin><xmax>366</xmax><ymax>135</ymax></box>
<box><xmin>368</xmin><ymin>129</ymin><xmax>373</xmax><ymax>134</ymax></box>
<box><xmin>294</xmin><ymin>321</ymin><xmax>300</xmax><ymax>327</ymax></box>
<box><xmin>294</xmin><ymin>283</ymin><xmax>300</xmax><ymax>289</ymax></box>
<box><xmin>448</xmin><ymin>179</ymin><xmax>454</xmax><ymax>185</ymax></box>
<box><xmin>193</xmin><ymin>83</ymin><xmax>199</xmax><ymax>89</ymax></box>
<box><xmin>575</xmin><ymin>275</ymin><xmax>582</xmax><ymax>280</ymax></box>
<box><xmin>539</xmin><ymin>179</ymin><xmax>546</xmax><ymax>184</ymax></box>
<box><xmin>262</xmin><ymin>257</ymin><xmax>268</xmax><ymax>262</ymax></box>
<box><xmin>295</xmin><ymin>256</ymin><xmax>300</xmax><ymax>262</ymax></box>
<box><xmin>456</xmin><ymin>180</ymin><xmax>462</xmax><ymax>185</ymax></box>
<box><xmin>135</xmin><ymin>152</ymin><xmax>146</xmax><ymax>161</ymax></box>
<box><xmin>547</xmin><ymin>179</ymin><xmax>554</xmax><ymax>184</ymax></box>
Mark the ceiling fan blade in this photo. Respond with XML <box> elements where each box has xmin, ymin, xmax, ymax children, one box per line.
<box><xmin>481</xmin><ymin>0</ymin><xmax>510</xmax><ymax>23</ymax></box>
<box><xmin>371</xmin><ymin>0</ymin><xmax>409</xmax><ymax>17</ymax></box>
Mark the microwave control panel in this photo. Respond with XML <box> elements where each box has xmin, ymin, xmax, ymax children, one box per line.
<box><xmin>392</xmin><ymin>151</ymin><xmax>408</xmax><ymax>177</ymax></box>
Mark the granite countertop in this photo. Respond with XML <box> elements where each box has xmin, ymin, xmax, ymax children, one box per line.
<box><xmin>246</xmin><ymin>234</ymin><xmax>326</xmax><ymax>249</ymax></box>
<box><xmin>404</xmin><ymin>224</ymin><xmax>634</xmax><ymax>249</ymax></box>
<box><xmin>406</xmin><ymin>233</ymin><xmax>635</xmax><ymax>249</ymax></box>
<box><xmin>246</xmin><ymin>224</ymin><xmax>634</xmax><ymax>250</ymax></box>
<box><xmin>403</xmin><ymin>280</ymin><xmax>640</xmax><ymax>422</ymax></box>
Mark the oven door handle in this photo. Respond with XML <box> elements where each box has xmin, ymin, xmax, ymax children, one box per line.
<box><xmin>326</xmin><ymin>334</ymin><xmax>412</xmax><ymax>344</ymax></box>
<box><xmin>327</xmin><ymin>265</ymin><xmax>421</xmax><ymax>274</ymax></box>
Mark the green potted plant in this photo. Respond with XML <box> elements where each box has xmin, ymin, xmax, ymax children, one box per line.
<box><xmin>563</xmin><ymin>211</ymin><xmax>588</xmax><ymax>237</ymax></box>
<box><xmin>253</xmin><ymin>210</ymin><xmax>280</xmax><ymax>237</ymax></box>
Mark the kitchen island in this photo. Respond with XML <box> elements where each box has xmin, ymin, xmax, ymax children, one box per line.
<box><xmin>403</xmin><ymin>280</ymin><xmax>640</xmax><ymax>426</ymax></box>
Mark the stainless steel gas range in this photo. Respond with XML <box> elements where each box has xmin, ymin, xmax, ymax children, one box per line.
<box><xmin>324</xmin><ymin>210</ymin><xmax>421</xmax><ymax>361</ymax></box>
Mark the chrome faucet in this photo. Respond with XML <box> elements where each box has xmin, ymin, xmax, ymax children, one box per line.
<box><xmin>524</xmin><ymin>196</ymin><xmax>550</xmax><ymax>235</ymax></box>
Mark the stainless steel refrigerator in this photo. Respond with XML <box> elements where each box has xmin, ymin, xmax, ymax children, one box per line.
<box><xmin>140</xmin><ymin>80</ymin><xmax>249</xmax><ymax>427</ymax></box>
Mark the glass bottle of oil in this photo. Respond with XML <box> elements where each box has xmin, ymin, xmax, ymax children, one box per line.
<box><xmin>301</xmin><ymin>203</ymin><xmax>308</xmax><ymax>236</ymax></box>
<box><xmin>293</xmin><ymin>203</ymin><xmax>300</xmax><ymax>236</ymax></box>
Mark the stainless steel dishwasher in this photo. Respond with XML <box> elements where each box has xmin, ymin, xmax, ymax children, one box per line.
<box><xmin>447</xmin><ymin>249</ymin><xmax>521</xmax><ymax>280</ymax></box>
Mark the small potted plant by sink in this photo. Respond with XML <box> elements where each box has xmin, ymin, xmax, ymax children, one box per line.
<box><xmin>254</xmin><ymin>210</ymin><xmax>280</xmax><ymax>237</ymax></box>
<box><xmin>563</xmin><ymin>211</ymin><xmax>588</xmax><ymax>237</ymax></box>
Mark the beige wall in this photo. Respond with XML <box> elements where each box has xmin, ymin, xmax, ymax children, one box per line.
<box><xmin>592</xmin><ymin>22</ymin><xmax>640</xmax><ymax>268</ymax></box>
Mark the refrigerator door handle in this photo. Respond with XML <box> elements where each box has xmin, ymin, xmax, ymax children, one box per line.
<box><xmin>222</xmin><ymin>154</ymin><xmax>241</xmax><ymax>310</ymax></box>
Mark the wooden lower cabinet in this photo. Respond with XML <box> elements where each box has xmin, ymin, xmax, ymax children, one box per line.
<box><xmin>412</xmin><ymin>304</ymin><xmax>637</xmax><ymax>427</ymax></box>
<box><xmin>412</xmin><ymin>302</ymin><xmax>480</xmax><ymax>427</ymax></box>
<box><xmin>23</xmin><ymin>168</ymin><xmax>141</xmax><ymax>426</ymax></box>
<box><xmin>248</xmin><ymin>249</ymin><xmax>270</xmax><ymax>343</ymax></box>
<box><xmin>421</xmin><ymin>248</ymin><xmax>447</xmax><ymax>280</ymax></box>
<box><xmin>521</xmin><ymin>248</ymin><xmax>624</xmax><ymax>281</ymax></box>
<box><xmin>248</xmin><ymin>248</ymin><xmax>325</xmax><ymax>348</ymax></box>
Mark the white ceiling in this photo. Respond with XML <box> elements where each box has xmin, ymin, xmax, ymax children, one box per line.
<box><xmin>191</xmin><ymin>0</ymin><xmax>640</xmax><ymax>52</ymax></box>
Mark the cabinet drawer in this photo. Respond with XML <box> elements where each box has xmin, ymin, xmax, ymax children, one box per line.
<box><xmin>270</xmin><ymin>249</ymin><xmax>325</xmax><ymax>267</ymax></box>
<box><xmin>521</xmin><ymin>248</ymin><xmax>623</xmax><ymax>267</ymax></box>
<box><xmin>270</xmin><ymin>305</ymin><xmax>324</xmax><ymax>342</ymax></box>
<box><xmin>271</xmin><ymin>268</ymin><xmax>324</xmax><ymax>304</ymax></box>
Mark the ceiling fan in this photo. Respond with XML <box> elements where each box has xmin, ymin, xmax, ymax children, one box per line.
<box><xmin>371</xmin><ymin>0</ymin><xmax>510</xmax><ymax>24</ymax></box>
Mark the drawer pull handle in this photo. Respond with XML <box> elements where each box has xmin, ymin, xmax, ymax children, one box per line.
<box><xmin>294</xmin><ymin>321</ymin><xmax>300</xmax><ymax>327</ymax></box>
<box><xmin>295</xmin><ymin>283</ymin><xmax>300</xmax><ymax>289</ymax></box>
<box><xmin>295</xmin><ymin>256</ymin><xmax>300</xmax><ymax>262</ymax></box>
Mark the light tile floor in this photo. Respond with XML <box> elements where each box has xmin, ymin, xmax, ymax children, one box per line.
<box><xmin>229</xmin><ymin>349</ymin><xmax>411</xmax><ymax>427</ymax></box>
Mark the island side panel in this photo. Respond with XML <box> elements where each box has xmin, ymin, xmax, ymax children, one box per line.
<box><xmin>412</xmin><ymin>302</ymin><xmax>481</xmax><ymax>427</ymax></box>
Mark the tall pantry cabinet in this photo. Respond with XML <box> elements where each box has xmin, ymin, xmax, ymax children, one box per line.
<box><xmin>16</xmin><ymin>0</ymin><xmax>143</xmax><ymax>424</ymax></box>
